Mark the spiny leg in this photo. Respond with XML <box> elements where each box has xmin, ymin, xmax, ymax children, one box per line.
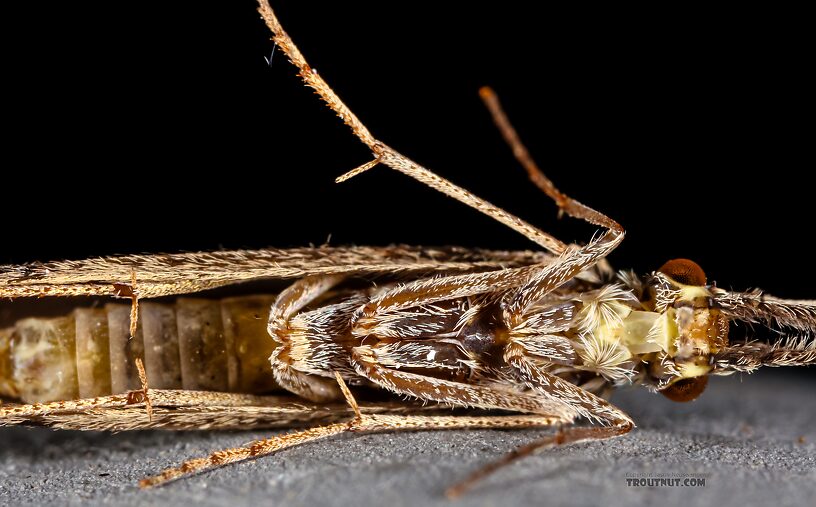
<box><xmin>504</xmin><ymin>232</ymin><xmax>624</xmax><ymax>324</ymax></box>
<box><xmin>476</xmin><ymin>87</ymin><xmax>629</xmax><ymax>316</ymax></box>
<box><xmin>128</xmin><ymin>268</ymin><xmax>140</xmax><ymax>339</ymax></box>
<box><xmin>125</xmin><ymin>269</ymin><xmax>156</xmax><ymax>419</ymax></box>
<box><xmin>258</xmin><ymin>0</ymin><xmax>627</xmax><ymax>279</ymax></box>
<box><xmin>503</xmin><ymin>343</ymin><xmax>634</xmax><ymax>427</ymax></box>
<box><xmin>444</xmin><ymin>346</ymin><xmax>634</xmax><ymax>497</ymax></box>
<box><xmin>351</xmin><ymin>233</ymin><xmax>620</xmax><ymax>337</ymax></box>
<box><xmin>351</xmin><ymin>345</ymin><xmax>578</xmax><ymax>421</ymax></box>
<box><xmin>140</xmin><ymin>414</ymin><xmax>567</xmax><ymax>489</ymax></box>
<box><xmin>140</xmin><ymin>378</ymin><xmax>363</xmax><ymax>487</ymax></box>
<box><xmin>479</xmin><ymin>87</ymin><xmax>623</xmax><ymax>233</ymax></box>
<box><xmin>446</xmin><ymin>422</ymin><xmax>632</xmax><ymax>498</ymax></box>
<box><xmin>139</xmin><ymin>420</ymin><xmax>352</xmax><ymax>488</ymax></box>
<box><xmin>350</xmin><ymin>339</ymin><xmax>633</xmax><ymax>496</ymax></box>
<box><xmin>256</xmin><ymin>1</ymin><xmax>567</xmax><ymax>254</ymax></box>
<box><xmin>134</xmin><ymin>357</ymin><xmax>153</xmax><ymax>421</ymax></box>
<box><xmin>345</xmin><ymin>239</ymin><xmax>628</xmax><ymax>476</ymax></box>
<box><xmin>429</xmin><ymin>343</ymin><xmax>636</xmax><ymax>496</ymax></box>
<box><xmin>351</xmin><ymin>264</ymin><xmax>541</xmax><ymax>333</ymax></box>
<box><xmin>441</xmin><ymin>88</ymin><xmax>639</xmax><ymax>488</ymax></box>
<box><xmin>140</xmin><ymin>373</ymin><xmax>567</xmax><ymax>488</ymax></box>
<box><xmin>350</xmin><ymin>223</ymin><xmax>618</xmax><ymax>332</ymax></box>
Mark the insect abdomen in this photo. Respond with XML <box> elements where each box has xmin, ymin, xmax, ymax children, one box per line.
<box><xmin>0</xmin><ymin>295</ymin><xmax>280</xmax><ymax>403</ymax></box>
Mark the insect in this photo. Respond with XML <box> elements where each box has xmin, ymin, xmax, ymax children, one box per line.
<box><xmin>1</xmin><ymin>0</ymin><xmax>814</xmax><ymax>497</ymax></box>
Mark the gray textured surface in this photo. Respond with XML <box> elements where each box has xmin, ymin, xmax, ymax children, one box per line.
<box><xmin>1</xmin><ymin>370</ymin><xmax>814</xmax><ymax>507</ymax></box>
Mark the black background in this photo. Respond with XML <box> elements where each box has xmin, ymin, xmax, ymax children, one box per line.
<box><xmin>4</xmin><ymin>1</ymin><xmax>813</xmax><ymax>300</ymax></box>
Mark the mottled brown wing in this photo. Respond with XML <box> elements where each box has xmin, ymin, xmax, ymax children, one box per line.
<box><xmin>0</xmin><ymin>245</ymin><xmax>550</xmax><ymax>299</ymax></box>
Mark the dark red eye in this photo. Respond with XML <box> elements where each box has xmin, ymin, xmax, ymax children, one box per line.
<box><xmin>660</xmin><ymin>376</ymin><xmax>708</xmax><ymax>402</ymax></box>
<box><xmin>658</xmin><ymin>258</ymin><xmax>707</xmax><ymax>286</ymax></box>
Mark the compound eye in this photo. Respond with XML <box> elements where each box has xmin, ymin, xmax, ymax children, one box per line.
<box><xmin>658</xmin><ymin>258</ymin><xmax>707</xmax><ymax>286</ymax></box>
<box><xmin>660</xmin><ymin>376</ymin><xmax>708</xmax><ymax>402</ymax></box>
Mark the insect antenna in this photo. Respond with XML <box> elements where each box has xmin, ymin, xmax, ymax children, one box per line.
<box><xmin>712</xmin><ymin>289</ymin><xmax>816</xmax><ymax>372</ymax></box>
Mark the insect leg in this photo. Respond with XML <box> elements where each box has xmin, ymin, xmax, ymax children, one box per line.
<box><xmin>350</xmin><ymin>346</ymin><xmax>577</xmax><ymax>418</ymax></box>
<box><xmin>446</xmin><ymin>422</ymin><xmax>631</xmax><ymax>498</ymax></box>
<box><xmin>439</xmin><ymin>344</ymin><xmax>634</xmax><ymax>497</ymax></box>
<box><xmin>268</xmin><ymin>275</ymin><xmax>349</xmax><ymax>402</ymax></box>
<box><xmin>503</xmin><ymin>233</ymin><xmax>624</xmax><ymax>323</ymax></box>
<box><xmin>139</xmin><ymin>421</ymin><xmax>353</xmax><ymax>488</ymax></box>
<box><xmin>256</xmin><ymin>2</ymin><xmax>568</xmax><ymax>254</ymax></box>
<box><xmin>503</xmin><ymin>343</ymin><xmax>633</xmax><ymax>426</ymax></box>
<box><xmin>352</xmin><ymin>265</ymin><xmax>542</xmax><ymax>335</ymax></box>
<box><xmin>348</xmin><ymin>345</ymin><xmax>633</xmax><ymax>496</ymax></box>
<box><xmin>124</xmin><ymin>269</ymin><xmax>156</xmax><ymax>419</ymax></box>
<box><xmin>128</xmin><ymin>268</ymin><xmax>139</xmax><ymax>338</ymax></box>
<box><xmin>260</xmin><ymin>2</ymin><xmax>627</xmax><ymax>253</ymax></box>
<box><xmin>352</xmin><ymin>233</ymin><xmax>619</xmax><ymax>338</ymax></box>
<box><xmin>346</xmin><ymin>326</ymin><xmax>633</xmax><ymax>496</ymax></box>
<box><xmin>134</xmin><ymin>357</ymin><xmax>153</xmax><ymax>421</ymax></box>
<box><xmin>479</xmin><ymin>87</ymin><xmax>623</xmax><ymax>234</ymax></box>
<box><xmin>137</xmin><ymin>374</ymin><xmax>369</xmax><ymax>487</ymax></box>
<box><xmin>139</xmin><ymin>374</ymin><xmax>566</xmax><ymax>488</ymax></box>
<box><xmin>474</xmin><ymin>87</ymin><xmax>630</xmax><ymax>317</ymax></box>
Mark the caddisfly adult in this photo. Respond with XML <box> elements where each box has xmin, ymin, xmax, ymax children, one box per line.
<box><xmin>1</xmin><ymin>1</ymin><xmax>814</xmax><ymax>497</ymax></box>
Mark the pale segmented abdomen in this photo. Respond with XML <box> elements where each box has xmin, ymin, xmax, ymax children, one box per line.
<box><xmin>0</xmin><ymin>295</ymin><xmax>280</xmax><ymax>403</ymax></box>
